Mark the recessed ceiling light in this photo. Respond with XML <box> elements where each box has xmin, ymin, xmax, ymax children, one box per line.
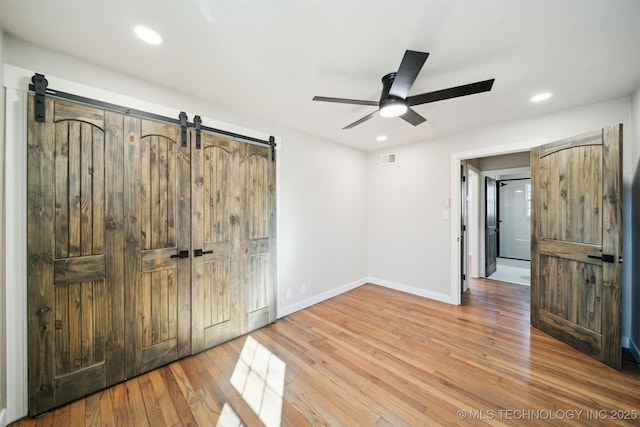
<box><xmin>530</xmin><ymin>92</ymin><xmax>552</xmax><ymax>103</ymax></box>
<box><xmin>376</xmin><ymin>135</ymin><xmax>388</xmax><ymax>142</ymax></box>
<box><xmin>134</xmin><ymin>26</ymin><xmax>163</xmax><ymax>45</ymax></box>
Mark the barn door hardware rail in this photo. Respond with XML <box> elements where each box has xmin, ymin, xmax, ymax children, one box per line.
<box><xmin>28</xmin><ymin>73</ymin><xmax>276</xmax><ymax>153</ymax></box>
<box><xmin>29</xmin><ymin>73</ymin><xmax>184</xmax><ymax>126</ymax></box>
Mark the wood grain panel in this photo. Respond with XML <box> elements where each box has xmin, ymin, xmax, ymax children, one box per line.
<box><xmin>204</xmin><ymin>146</ymin><xmax>230</xmax><ymax>244</ymax></box>
<box><xmin>531</xmin><ymin>125</ymin><xmax>622</xmax><ymax>369</ymax></box>
<box><xmin>249</xmin><ymin>255</ymin><xmax>269</xmax><ymax>311</ymax></box>
<box><xmin>241</xmin><ymin>144</ymin><xmax>276</xmax><ymax>334</ymax></box>
<box><xmin>248</xmin><ymin>154</ymin><xmax>269</xmax><ymax>240</ymax></box>
<box><xmin>206</xmin><ymin>260</ymin><xmax>230</xmax><ymax>327</ymax></box>
<box><xmin>103</xmin><ymin>110</ymin><xmax>125</xmax><ymax>386</ymax></box>
<box><xmin>123</xmin><ymin>115</ymin><xmax>142</xmax><ymax>379</ymax></box>
<box><xmin>539</xmin><ymin>128</ymin><xmax>602</xmax><ymax>158</ymax></box>
<box><xmin>54</xmin><ymin>122</ymin><xmax>70</xmax><ymax>259</ymax></box>
<box><xmin>54</xmin><ymin>120</ymin><xmax>105</xmax><ymax>259</ymax></box>
<box><xmin>54</xmin><ymin>100</ymin><xmax>104</xmax><ymax>129</ymax></box>
<box><xmin>530</xmin><ymin>146</ymin><xmax>541</xmax><ymax>326</ymax></box>
<box><xmin>141</xmin><ymin>135</ymin><xmax>177</xmax><ymax>250</ymax></box>
<box><xmin>600</xmin><ymin>124</ymin><xmax>622</xmax><ymax>370</ymax></box>
<box><xmin>192</xmin><ymin>132</ymin><xmax>239</xmax><ymax>352</ymax></box>
<box><xmin>53</xmin><ymin>255</ymin><xmax>105</xmax><ymax>285</ymax></box>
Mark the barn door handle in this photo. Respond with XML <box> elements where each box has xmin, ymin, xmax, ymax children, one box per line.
<box><xmin>587</xmin><ymin>254</ymin><xmax>615</xmax><ymax>263</ymax></box>
<box><xmin>170</xmin><ymin>250</ymin><xmax>190</xmax><ymax>259</ymax></box>
<box><xmin>194</xmin><ymin>249</ymin><xmax>213</xmax><ymax>257</ymax></box>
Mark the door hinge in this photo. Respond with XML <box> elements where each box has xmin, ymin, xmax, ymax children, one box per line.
<box><xmin>194</xmin><ymin>115</ymin><xmax>202</xmax><ymax>149</ymax></box>
<box><xmin>32</xmin><ymin>73</ymin><xmax>49</xmax><ymax>122</ymax></box>
<box><xmin>179</xmin><ymin>112</ymin><xmax>188</xmax><ymax>147</ymax></box>
<box><xmin>462</xmin><ymin>274</ymin><xmax>466</xmax><ymax>281</ymax></box>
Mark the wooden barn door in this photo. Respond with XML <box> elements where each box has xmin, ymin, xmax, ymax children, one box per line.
<box><xmin>191</xmin><ymin>131</ymin><xmax>276</xmax><ymax>353</ymax></box>
<box><xmin>123</xmin><ymin>117</ymin><xmax>191</xmax><ymax>377</ymax></box>
<box><xmin>28</xmin><ymin>94</ymin><xmax>277</xmax><ymax>413</ymax></box>
<box><xmin>27</xmin><ymin>97</ymin><xmax>125</xmax><ymax>414</ymax></box>
<box><xmin>191</xmin><ymin>133</ymin><xmax>241</xmax><ymax>352</ymax></box>
<box><xmin>241</xmin><ymin>142</ymin><xmax>277</xmax><ymax>332</ymax></box>
<box><xmin>530</xmin><ymin>125</ymin><xmax>622</xmax><ymax>369</ymax></box>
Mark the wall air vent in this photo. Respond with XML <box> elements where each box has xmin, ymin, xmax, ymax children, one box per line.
<box><xmin>380</xmin><ymin>153</ymin><xmax>397</xmax><ymax>166</ymax></box>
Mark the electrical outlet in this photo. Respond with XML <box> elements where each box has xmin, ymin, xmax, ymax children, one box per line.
<box><xmin>300</xmin><ymin>283</ymin><xmax>306</xmax><ymax>294</ymax></box>
<box><xmin>286</xmin><ymin>289</ymin><xmax>292</xmax><ymax>299</ymax></box>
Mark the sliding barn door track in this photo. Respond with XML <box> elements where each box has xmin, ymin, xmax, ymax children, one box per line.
<box><xmin>28</xmin><ymin>73</ymin><xmax>276</xmax><ymax>159</ymax></box>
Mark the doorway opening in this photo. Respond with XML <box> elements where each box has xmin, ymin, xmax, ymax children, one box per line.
<box><xmin>460</xmin><ymin>151</ymin><xmax>531</xmax><ymax>298</ymax></box>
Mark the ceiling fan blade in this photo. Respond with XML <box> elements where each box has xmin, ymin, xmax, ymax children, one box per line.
<box><xmin>342</xmin><ymin>110</ymin><xmax>378</xmax><ymax>130</ymax></box>
<box><xmin>407</xmin><ymin>79</ymin><xmax>495</xmax><ymax>106</ymax></box>
<box><xmin>313</xmin><ymin>96</ymin><xmax>379</xmax><ymax>107</ymax></box>
<box><xmin>388</xmin><ymin>50</ymin><xmax>429</xmax><ymax>99</ymax></box>
<box><xmin>400</xmin><ymin>108</ymin><xmax>427</xmax><ymax>126</ymax></box>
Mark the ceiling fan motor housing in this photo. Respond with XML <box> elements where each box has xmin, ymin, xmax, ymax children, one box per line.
<box><xmin>379</xmin><ymin>72</ymin><xmax>408</xmax><ymax>117</ymax></box>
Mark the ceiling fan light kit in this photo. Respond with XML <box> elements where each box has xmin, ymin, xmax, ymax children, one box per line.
<box><xmin>313</xmin><ymin>50</ymin><xmax>495</xmax><ymax>129</ymax></box>
<box><xmin>379</xmin><ymin>98</ymin><xmax>408</xmax><ymax>118</ymax></box>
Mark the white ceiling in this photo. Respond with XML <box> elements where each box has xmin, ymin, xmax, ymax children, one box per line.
<box><xmin>1</xmin><ymin>0</ymin><xmax>639</xmax><ymax>152</ymax></box>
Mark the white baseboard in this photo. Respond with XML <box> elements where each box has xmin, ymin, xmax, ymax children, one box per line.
<box><xmin>277</xmin><ymin>277</ymin><xmax>368</xmax><ymax>318</ymax></box>
<box><xmin>367</xmin><ymin>277</ymin><xmax>456</xmax><ymax>304</ymax></box>
<box><xmin>0</xmin><ymin>408</ymin><xmax>6</xmax><ymax>427</ymax></box>
<box><xmin>629</xmin><ymin>337</ymin><xmax>640</xmax><ymax>363</ymax></box>
<box><xmin>276</xmin><ymin>277</ymin><xmax>455</xmax><ymax>319</ymax></box>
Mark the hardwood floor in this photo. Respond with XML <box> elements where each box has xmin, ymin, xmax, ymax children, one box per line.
<box><xmin>11</xmin><ymin>279</ymin><xmax>640</xmax><ymax>426</ymax></box>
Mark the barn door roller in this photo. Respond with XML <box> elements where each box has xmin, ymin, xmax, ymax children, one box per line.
<box><xmin>32</xmin><ymin>73</ymin><xmax>49</xmax><ymax>122</ymax></box>
<box><xmin>194</xmin><ymin>115</ymin><xmax>202</xmax><ymax>149</ymax></box>
<box><xmin>179</xmin><ymin>111</ymin><xmax>188</xmax><ymax>147</ymax></box>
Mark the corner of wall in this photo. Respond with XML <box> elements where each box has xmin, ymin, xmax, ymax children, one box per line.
<box><xmin>0</xmin><ymin>25</ymin><xmax>8</xmax><ymax>427</ymax></box>
<box><xmin>630</xmin><ymin>85</ymin><xmax>640</xmax><ymax>362</ymax></box>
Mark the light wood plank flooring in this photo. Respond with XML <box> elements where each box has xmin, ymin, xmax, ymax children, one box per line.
<box><xmin>11</xmin><ymin>279</ymin><xmax>640</xmax><ymax>426</ymax></box>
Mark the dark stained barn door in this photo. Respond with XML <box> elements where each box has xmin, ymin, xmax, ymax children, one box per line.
<box><xmin>123</xmin><ymin>118</ymin><xmax>192</xmax><ymax>377</ymax></box>
<box><xmin>241</xmin><ymin>142</ymin><xmax>277</xmax><ymax>332</ymax></box>
<box><xmin>191</xmin><ymin>131</ymin><xmax>276</xmax><ymax>353</ymax></box>
<box><xmin>191</xmin><ymin>132</ymin><xmax>240</xmax><ymax>352</ymax></box>
<box><xmin>27</xmin><ymin>95</ymin><xmax>277</xmax><ymax>414</ymax></box>
<box><xmin>27</xmin><ymin>97</ymin><xmax>125</xmax><ymax>414</ymax></box>
<box><xmin>530</xmin><ymin>125</ymin><xmax>622</xmax><ymax>369</ymax></box>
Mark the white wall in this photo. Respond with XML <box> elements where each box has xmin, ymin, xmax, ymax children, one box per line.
<box><xmin>368</xmin><ymin>97</ymin><xmax>635</xmax><ymax>343</ymax></box>
<box><xmin>3</xmin><ymin>37</ymin><xmax>368</xmax><ymax>422</ymax></box>
<box><xmin>631</xmin><ymin>86</ymin><xmax>640</xmax><ymax>362</ymax></box>
<box><xmin>0</xmin><ymin>27</ymin><xmax>7</xmax><ymax>427</ymax></box>
<box><xmin>367</xmin><ymin>141</ymin><xmax>454</xmax><ymax>301</ymax></box>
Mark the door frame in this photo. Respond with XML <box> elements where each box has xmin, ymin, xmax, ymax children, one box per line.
<box><xmin>2</xmin><ymin>65</ymin><xmax>281</xmax><ymax>423</ymax></box>
<box><xmin>449</xmin><ymin>139</ymin><xmax>545</xmax><ymax>305</ymax></box>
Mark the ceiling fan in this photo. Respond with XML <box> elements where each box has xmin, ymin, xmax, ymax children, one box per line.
<box><xmin>313</xmin><ymin>50</ymin><xmax>495</xmax><ymax>129</ymax></box>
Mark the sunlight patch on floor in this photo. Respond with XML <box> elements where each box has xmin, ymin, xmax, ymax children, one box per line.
<box><xmin>217</xmin><ymin>403</ymin><xmax>242</xmax><ymax>427</ymax></box>
<box><xmin>219</xmin><ymin>335</ymin><xmax>286</xmax><ymax>427</ymax></box>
